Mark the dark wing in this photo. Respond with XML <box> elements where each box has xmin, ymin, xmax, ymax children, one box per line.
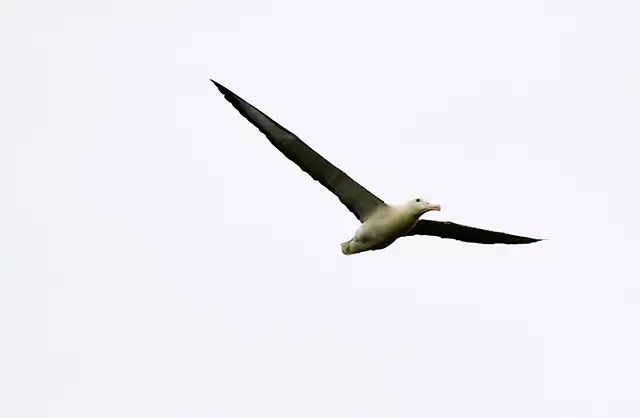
<box><xmin>403</xmin><ymin>219</ymin><xmax>542</xmax><ymax>245</ymax></box>
<box><xmin>211</xmin><ymin>79</ymin><xmax>385</xmax><ymax>222</ymax></box>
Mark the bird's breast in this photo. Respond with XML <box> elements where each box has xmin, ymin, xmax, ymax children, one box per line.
<box><xmin>355</xmin><ymin>209</ymin><xmax>419</xmax><ymax>244</ymax></box>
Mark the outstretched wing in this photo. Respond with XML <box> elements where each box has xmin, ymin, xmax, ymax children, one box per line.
<box><xmin>212</xmin><ymin>80</ymin><xmax>385</xmax><ymax>222</ymax></box>
<box><xmin>403</xmin><ymin>219</ymin><xmax>542</xmax><ymax>245</ymax></box>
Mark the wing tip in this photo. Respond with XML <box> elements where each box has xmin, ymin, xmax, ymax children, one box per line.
<box><xmin>210</xmin><ymin>79</ymin><xmax>228</xmax><ymax>93</ymax></box>
<box><xmin>513</xmin><ymin>236</ymin><xmax>546</xmax><ymax>245</ymax></box>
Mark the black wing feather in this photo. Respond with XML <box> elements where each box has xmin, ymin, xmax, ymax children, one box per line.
<box><xmin>404</xmin><ymin>219</ymin><xmax>542</xmax><ymax>245</ymax></box>
<box><xmin>211</xmin><ymin>80</ymin><xmax>385</xmax><ymax>222</ymax></box>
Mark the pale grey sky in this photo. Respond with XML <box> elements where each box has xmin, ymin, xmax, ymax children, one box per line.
<box><xmin>1</xmin><ymin>0</ymin><xmax>640</xmax><ymax>417</ymax></box>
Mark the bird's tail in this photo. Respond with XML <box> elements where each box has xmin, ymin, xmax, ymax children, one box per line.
<box><xmin>341</xmin><ymin>240</ymin><xmax>354</xmax><ymax>255</ymax></box>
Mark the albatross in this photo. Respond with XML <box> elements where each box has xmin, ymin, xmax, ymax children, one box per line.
<box><xmin>211</xmin><ymin>79</ymin><xmax>543</xmax><ymax>255</ymax></box>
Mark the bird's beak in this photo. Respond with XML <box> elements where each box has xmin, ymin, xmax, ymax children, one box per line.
<box><xmin>426</xmin><ymin>203</ymin><xmax>441</xmax><ymax>211</ymax></box>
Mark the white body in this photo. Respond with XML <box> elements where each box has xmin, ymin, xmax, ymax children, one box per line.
<box><xmin>341</xmin><ymin>201</ymin><xmax>434</xmax><ymax>255</ymax></box>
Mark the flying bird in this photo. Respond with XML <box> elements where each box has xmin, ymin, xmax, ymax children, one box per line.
<box><xmin>211</xmin><ymin>79</ymin><xmax>543</xmax><ymax>255</ymax></box>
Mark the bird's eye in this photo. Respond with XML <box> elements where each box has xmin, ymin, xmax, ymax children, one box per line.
<box><xmin>415</xmin><ymin>198</ymin><xmax>421</xmax><ymax>202</ymax></box>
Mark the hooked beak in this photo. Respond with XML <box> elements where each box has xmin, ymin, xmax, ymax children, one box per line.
<box><xmin>426</xmin><ymin>203</ymin><xmax>441</xmax><ymax>211</ymax></box>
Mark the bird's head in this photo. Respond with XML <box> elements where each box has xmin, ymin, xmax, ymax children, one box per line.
<box><xmin>406</xmin><ymin>197</ymin><xmax>441</xmax><ymax>216</ymax></box>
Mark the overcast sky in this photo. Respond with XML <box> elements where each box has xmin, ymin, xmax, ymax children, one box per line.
<box><xmin>2</xmin><ymin>0</ymin><xmax>640</xmax><ymax>417</ymax></box>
